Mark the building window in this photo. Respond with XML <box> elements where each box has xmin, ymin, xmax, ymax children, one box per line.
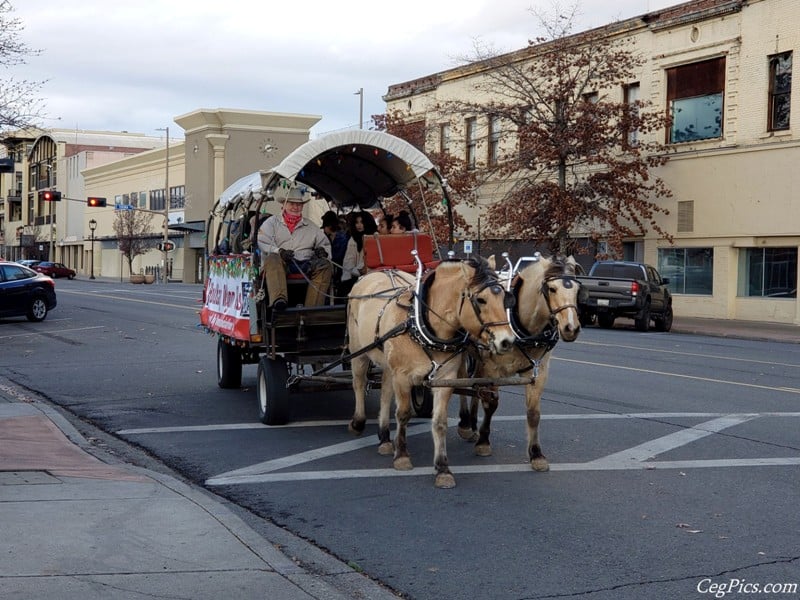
<box><xmin>487</xmin><ymin>115</ymin><xmax>501</xmax><ymax>166</ymax></box>
<box><xmin>768</xmin><ymin>51</ymin><xmax>792</xmax><ymax>131</ymax></box>
<box><xmin>624</xmin><ymin>82</ymin><xmax>640</xmax><ymax>146</ymax></box>
<box><xmin>439</xmin><ymin>123</ymin><xmax>450</xmax><ymax>154</ymax></box>
<box><xmin>667</xmin><ymin>57</ymin><xmax>725</xmax><ymax>143</ymax></box>
<box><xmin>738</xmin><ymin>248</ymin><xmax>797</xmax><ymax>298</ymax></box>
<box><xmin>150</xmin><ymin>189</ymin><xmax>165</xmax><ymax>212</ymax></box>
<box><xmin>170</xmin><ymin>185</ymin><xmax>185</xmax><ymax>209</ymax></box>
<box><xmin>658</xmin><ymin>247</ymin><xmax>714</xmax><ymax>295</ymax></box>
<box><xmin>465</xmin><ymin>117</ymin><xmax>477</xmax><ymax>169</ymax></box>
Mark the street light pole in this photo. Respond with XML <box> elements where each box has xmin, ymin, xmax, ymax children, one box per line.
<box><xmin>354</xmin><ymin>88</ymin><xmax>363</xmax><ymax>129</ymax></box>
<box><xmin>156</xmin><ymin>126</ymin><xmax>170</xmax><ymax>284</ymax></box>
<box><xmin>88</xmin><ymin>218</ymin><xmax>97</xmax><ymax>279</ymax></box>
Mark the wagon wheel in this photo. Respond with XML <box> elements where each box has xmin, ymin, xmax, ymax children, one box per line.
<box><xmin>411</xmin><ymin>385</ymin><xmax>433</xmax><ymax>418</ymax></box>
<box><xmin>217</xmin><ymin>338</ymin><xmax>242</xmax><ymax>389</ymax></box>
<box><xmin>257</xmin><ymin>356</ymin><xmax>289</xmax><ymax>425</ymax></box>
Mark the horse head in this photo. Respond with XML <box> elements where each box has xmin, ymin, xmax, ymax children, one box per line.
<box><xmin>427</xmin><ymin>256</ymin><xmax>516</xmax><ymax>355</ymax></box>
<box><xmin>516</xmin><ymin>255</ymin><xmax>581</xmax><ymax>342</ymax></box>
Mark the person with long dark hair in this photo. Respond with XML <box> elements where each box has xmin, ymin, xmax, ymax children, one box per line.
<box><xmin>339</xmin><ymin>211</ymin><xmax>377</xmax><ymax>296</ymax></box>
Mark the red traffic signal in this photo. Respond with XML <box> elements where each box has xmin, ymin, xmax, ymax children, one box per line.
<box><xmin>158</xmin><ymin>241</ymin><xmax>175</xmax><ymax>252</ymax></box>
<box><xmin>87</xmin><ymin>196</ymin><xmax>107</xmax><ymax>207</ymax></box>
<box><xmin>39</xmin><ymin>190</ymin><xmax>62</xmax><ymax>201</ymax></box>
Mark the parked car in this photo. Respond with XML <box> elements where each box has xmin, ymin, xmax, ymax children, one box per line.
<box><xmin>17</xmin><ymin>259</ymin><xmax>41</xmax><ymax>268</ymax></box>
<box><xmin>577</xmin><ymin>260</ymin><xmax>673</xmax><ymax>332</ymax></box>
<box><xmin>0</xmin><ymin>261</ymin><xmax>57</xmax><ymax>321</ymax></box>
<box><xmin>34</xmin><ymin>261</ymin><xmax>76</xmax><ymax>279</ymax></box>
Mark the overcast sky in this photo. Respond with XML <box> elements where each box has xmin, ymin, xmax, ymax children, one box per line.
<box><xmin>13</xmin><ymin>0</ymin><xmax>684</xmax><ymax>140</ymax></box>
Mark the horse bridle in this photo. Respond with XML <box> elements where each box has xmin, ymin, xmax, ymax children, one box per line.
<box><xmin>458</xmin><ymin>279</ymin><xmax>513</xmax><ymax>351</ymax></box>
<box><xmin>541</xmin><ymin>275</ymin><xmax>580</xmax><ymax>320</ymax></box>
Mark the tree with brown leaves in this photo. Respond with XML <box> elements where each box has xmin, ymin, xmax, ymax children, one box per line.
<box><xmin>436</xmin><ymin>3</ymin><xmax>674</xmax><ymax>257</ymax></box>
<box><xmin>113</xmin><ymin>209</ymin><xmax>156</xmax><ymax>276</ymax></box>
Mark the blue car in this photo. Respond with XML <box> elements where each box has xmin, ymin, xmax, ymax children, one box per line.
<box><xmin>0</xmin><ymin>261</ymin><xmax>57</xmax><ymax>322</ymax></box>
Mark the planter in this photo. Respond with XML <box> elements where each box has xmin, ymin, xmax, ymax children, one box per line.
<box><xmin>144</xmin><ymin>274</ymin><xmax>155</xmax><ymax>284</ymax></box>
<box><xmin>130</xmin><ymin>274</ymin><xmax>145</xmax><ymax>284</ymax></box>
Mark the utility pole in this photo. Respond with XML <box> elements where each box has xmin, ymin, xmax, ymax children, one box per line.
<box><xmin>354</xmin><ymin>88</ymin><xmax>364</xmax><ymax>129</ymax></box>
<box><xmin>156</xmin><ymin>127</ymin><xmax>170</xmax><ymax>283</ymax></box>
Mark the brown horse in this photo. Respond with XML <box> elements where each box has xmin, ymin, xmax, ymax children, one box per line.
<box><xmin>347</xmin><ymin>256</ymin><xmax>516</xmax><ymax>488</ymax></box>
<box><xmin>458</xmin><ymin>254</ymin><xmax>581</xmax><ymax>471</ymax></box>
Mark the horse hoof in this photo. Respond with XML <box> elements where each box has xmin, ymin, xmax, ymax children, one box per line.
<box><xmin>435</xmin><ymin>473</ymin><xmax>456</xmax><ymax>489</ymax></box>
<box><xmin>393</xmin><ymin>456</ymin><xmax>413</xmax><ymax>471</ymax></box>
<box><xmin>378</xmin><ymin>441</ymin><xmax>394</xmax><ymax>456</ymax></box>
<box><xmin>531</xmin><ymin>458</ymin><xmax>550</xmax><ymax>472</ymax></box>
<box><xmin>348</xmin><ymin>421</ymin><xmax>365</xmax><ymax>436</ymax></box>
<box><xmin>474</xmin><ymin>444</ymin><xmax>492</xmax><ymax>457</ymax></box>
<box><xmin>458</xmin><ymin>427</ymin><xmax>478</xmax><ymax>442</ymax></box>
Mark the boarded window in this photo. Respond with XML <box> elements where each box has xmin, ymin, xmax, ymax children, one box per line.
<box><xmin>677</xmin><ymin>200</ymin><xmax>694</xmax><ymax>232</ymax></box>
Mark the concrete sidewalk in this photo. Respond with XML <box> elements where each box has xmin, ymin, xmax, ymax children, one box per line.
<box><xmin>0</xmin><ymin>389</ymin><xmax>399</xmax><ymax>600</ymax></box>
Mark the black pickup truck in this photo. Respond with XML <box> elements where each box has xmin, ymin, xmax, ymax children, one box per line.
<box><xmin>577</xmin><ymin>261</ymin><xmax>673</xmax><ymax>332</ymax></box>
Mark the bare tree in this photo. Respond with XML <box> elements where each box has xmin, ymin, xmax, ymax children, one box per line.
<box><xmin>0</xmin><ymin>1</ymin><xmax>46</xmax><ymax>132</ymax></box>
<box><xmin>438</xmin><ymin>1</ymin><xmax>673</xmax><ymax>257</ymax></box>
<box><xmin>113</xmin><ymin>209</ymin><xmax>156</xmax><ymax>276</ymax></box>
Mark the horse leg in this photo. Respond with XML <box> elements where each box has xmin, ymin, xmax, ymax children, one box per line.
<box><xmin>432</xmin><ymin>388</ymin><xmax>456</xmax><ymax>488</ymax></box>
<box><xmin>392</xmin><ymin>377</ymin><xmax>414</xmax><ymax>471</ymax></box>
<box><xmin>457</xmin><ymin>394</ymin><xmax>479</xmax><ymax>442</ymax></box>
<box><xmin>377</xmin><ymin>369</ymin><xmax>395</xmax><ymax>456</ymax></box>
<box><xmin>526</xmin><ymin>358</ymin><xmax>550</xmax><ymax>472</ymax></box>
<box><xmin>348</xmin><ymin>354</ymin><xmax>370</xmax><ymax>436</ymax></box>
<box><xmin>474</xmin><ymin>386</ymin><xmax>499</xmax><ymax>457</ymax></box>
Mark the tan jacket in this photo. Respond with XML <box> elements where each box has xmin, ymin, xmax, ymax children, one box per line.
<box><xmin>257</xmin><ymin>215</ymin><xmax>331</xmax><ymax>261</ymax></box>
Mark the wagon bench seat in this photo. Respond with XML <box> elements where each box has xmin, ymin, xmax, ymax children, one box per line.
<box><xmin>363</xmin><ymin>233</ymin><xmax>439</xmax><ymax>273</ymax></box>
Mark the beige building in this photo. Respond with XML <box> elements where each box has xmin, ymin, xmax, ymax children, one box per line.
<box><xmin>384</xmin><ymin>0</ymin><xmax>800</xmax><ymax>325</ymax></box>
<box><xmin>1</xmin><ymin>110</ymin><xmax>320</xmax><ymax>283</ymax></box>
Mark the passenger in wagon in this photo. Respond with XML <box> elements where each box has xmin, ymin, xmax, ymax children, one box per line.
<box><xmin>390</xmin><ymin>210</ymin><xmax>415</xmax><ymax>233</ymax></box>
<box><xmin>339</xmin><ymin>211</ymin><xmax>377</xmax><ymax>297</ymax></box>
<box><xmin>257</xmin><ymin>186</ymin><xmax>332</xmax><ymax>310</ymax></box>
<box><xmin>376</xmin><ymin>213</ymin><xmax>393</xmax><ymax>235</ymax></box>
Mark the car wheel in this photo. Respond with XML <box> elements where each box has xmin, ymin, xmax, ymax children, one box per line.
<box><xmin>68</xmin><ymin>273</ymin><xmax>75</xmax><ymax>280</ymax></box>
<box><xmin>635</xmin><ymin>301</ymin><xmax>651</xmax><ymax>332</ymax></box>
<box><xmin>654</xmin><ymin>304</ymin><xmax>673</xmax><ymax>332</ymax></box>
<box><xmin>27</xmin><ymin>296</ymin><xmax>49</xmax><ymax>322</ymax></box>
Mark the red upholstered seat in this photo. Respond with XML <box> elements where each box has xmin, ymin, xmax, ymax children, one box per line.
<box><xmin>364</xmin><ymin>233</ymin><xmax>440</xmax><ymax>273</ymax></box>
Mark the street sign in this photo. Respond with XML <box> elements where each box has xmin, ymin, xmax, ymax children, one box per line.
<box><xmin>463</xmin><ymin>240</ymin><xmax>473</xmax><ymax>254</ymax></box>
<box><xmin>114</xmin><ymin>203</ymin><xmax>134</xmax><ymax>211</ymax></box>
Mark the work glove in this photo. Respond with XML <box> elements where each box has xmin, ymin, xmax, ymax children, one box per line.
<box><xmin>279</xmin><ymin>248</ymin><xmax>295</xmax><ymax>262</ymax></box>
<box><xmin>314</xmin><ymin>246</ymin><xmax>329</xmax><ymax>259</ymax></box>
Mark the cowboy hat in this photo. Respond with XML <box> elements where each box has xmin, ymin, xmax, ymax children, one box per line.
<box><xmin>278</xmin><ymin>184</ymin><xmax>312</xmax><ymax>204</ymax></box>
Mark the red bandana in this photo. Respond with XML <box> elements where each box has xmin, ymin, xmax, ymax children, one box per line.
<box><xmin>283</xmin><ymin>211</ymin><xmax>303</xmax><ymax>233</ymax></box>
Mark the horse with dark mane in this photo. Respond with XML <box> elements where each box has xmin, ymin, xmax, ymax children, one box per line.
<box><xmin>458</xmin><ymin>254</ymin><xmax>581</xmax><ymax>471</ymax></box>
<box><xmin>347</xmin><ymin>256</ymin><xmax>516</xmax><ymax>488</ymax></box>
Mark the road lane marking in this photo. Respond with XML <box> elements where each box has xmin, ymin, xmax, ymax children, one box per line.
<box><xmin>555</xmin><ymin>357</ymin><xmax>800</xmax><ymax>394</ymax></box>
<box><xmin>117</xmin><ymin>412</ymin><xmax>800</xmax><ymax>436</ymax></box>
<box><xmin>571</xmin><ymin>340</ymin><xmax>800</xmax><ymax>369</ymax></box>
<box><xmin>206</xmin><ymin>457</ymin><xmax>800</xmax><ymax>485</ymax></box>
<box><xmin>0</xmin><ymin>325</ymin><xmax>105</xmax><ymax>340</ymax></box>
<box><xmin>57</xmin><ymin>289</ymin><xmax>196</xmax><ymax>311</ymax></box>
<box><xmin>589</xmin><ymin>415</ymin><xmax>759</xmax><ymax>465</ymax></box>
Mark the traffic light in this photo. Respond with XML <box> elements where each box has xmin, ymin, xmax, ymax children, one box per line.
<box><xmin>87</xmin><ymin>196</ymin><xmax>107</xmax><ymax>207</ymax></box>
<box><xmin>38</xmin><ymin>190</ymin><xmax>62</xmax><ymax>201</ymax></box>
<box><xmin>157</xmin><ymin>241</ymin><xmax>175</xmax><ymax>252</ymax></box>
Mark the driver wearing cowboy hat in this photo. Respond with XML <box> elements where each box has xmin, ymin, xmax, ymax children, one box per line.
<box><xmin>257</xmin><ymin>184</ymin><xmax>332</xmax><ymax>310</ymax></box>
